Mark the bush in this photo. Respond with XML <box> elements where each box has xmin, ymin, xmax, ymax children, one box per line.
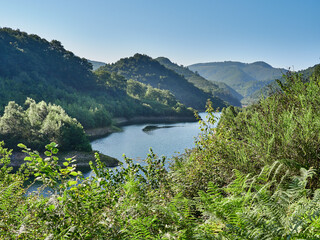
<box><xmin>0</xmin><ymin>98</ymin><xmax>91</xmax><ymax>151</ymax></box>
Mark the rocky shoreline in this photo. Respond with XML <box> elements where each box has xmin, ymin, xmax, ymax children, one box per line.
<box><xmin>85</xmin><ymin>125</ymin><xmax>122</xmax><ymax>141</ymax></box>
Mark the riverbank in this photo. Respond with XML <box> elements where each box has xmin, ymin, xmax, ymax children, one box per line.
<box><xmin>7</xmin><ymin>116</ymin><xmax>196</xmax><ymax>170</ymax></box>
<box><xmin>9</xmin><ymin>150</ymin><xmax>120</xmax><ymax>170</ymax></box>
<box><xmin>114</xmin><ymin>115</ymin><xmax>197</xmax><ymax>126</ymax></box>
<box><xmin>85</xmin><ymin>125</ymin><xmax>122</xmax><ymax>141</ymax></box>
<box><xmin>85</xmin><ymin>115</ymin><xmax>197</xmax><ymax>140</ymax></box>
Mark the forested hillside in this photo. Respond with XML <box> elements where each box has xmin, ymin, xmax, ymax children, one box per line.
<box><xmin>189</xmin><ymin>61</ymin><xmax>285</xmax><ymax>99</ymax></box>
<box><xmin>242</xmin><ymin>64</ymin><xmax>320</xmax><ymax>105</ymax></box>
<box><xmin>0</xmin><ymin>28</ymin><xmax>194</xmax><ymax>130</ymax></box>
<box><xmin>156</xmin><ymin>57</ymin><xmax>242</xmax><ymax>107</ymax></box>
<box><xmin>99</xmin><ymin>54</ymin><xmax>228</xmax><ymax>110</ymax></box>
<box><xmin>2</xmin><ymin>68</ymin><xmax>320</xmax><ymax>239</ymax></box>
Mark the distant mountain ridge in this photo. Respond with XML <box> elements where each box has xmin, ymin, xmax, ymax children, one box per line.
<box><xmin>188</xmin><ymin>61</ymin><xmax>286</xmax><ymax>100</ymax></box>
<box><xmin>156</xmin><ymin>57</ymin><xmax>242</xmax><ymax>107</ymax></box>
<box><xmin>242</xmin><ymin>64</ymin><xmax>320</xmax><ymax>105</ymax></box>
<box><xmin>88</xmin><ymin>60</ymin><xmax>106</xmax><ymax>71</ymax></box>
<box><xmin>98</xmin><ymin>54</ymin><xmax>228</xmax><ymax>110</ymax></box>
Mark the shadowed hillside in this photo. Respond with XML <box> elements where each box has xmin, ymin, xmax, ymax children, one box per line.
<box><xmin>156</xmin><ymin>57</ymin><xmax>242</xmax><ymax>107</ymax></box>
<box><xmin>0</xmin><ymin>28</ymin><xmax>194</xmax><ymax>129</ymax></box>
<box><xmin>99</xmin><ymin>54</ymin><xmax>228</xmax><ymax>111</ymax></box>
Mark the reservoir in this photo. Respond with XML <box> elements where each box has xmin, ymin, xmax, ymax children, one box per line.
<box><xmin>91</xmin><ymin>112</ymin><xmax>221</xmax><ymax>165</ymax></box>
<box><xmin>28</xmin><ymin>112</ymin><xmax>221</xmax><ymax>193</ymax></box>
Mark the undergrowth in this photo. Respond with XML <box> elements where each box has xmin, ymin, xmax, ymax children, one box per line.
<box><xmin>1</xmin><ymin>70</ymin><xmax>320</xmax><ymax>239</ymax></box>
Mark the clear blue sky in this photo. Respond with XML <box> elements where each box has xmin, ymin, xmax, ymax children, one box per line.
<box><xmin>1</xmin><ymin>0</ymin><xmax>319</xmax><ymax>70</ymax></box>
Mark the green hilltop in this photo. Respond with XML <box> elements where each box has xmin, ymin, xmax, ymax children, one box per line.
<box><xmin>99</xmin><ymin>54</ymin><xmax>228</xmax><ymax>111</ymax></box>
<box><xmin>156</xmin><ymin>57</ymin><xmax>242</xmax><ymax>107</ymax></box>
<box><xmin>0</xmin><ymin>28</ymin><xmax>194</xmax><ymax>150</ymax></box>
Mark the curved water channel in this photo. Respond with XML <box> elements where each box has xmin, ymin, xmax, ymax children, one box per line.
<box><xmin>27</xmin><ymin>113</ymin><xmax>221</xmax><ymax>196</ymax></box>
<box><xmin>27</xmin><ymin>112</ymin><xmax>220</xmax><ymax>193</ymax></box>
<box><xmin>90</xmin><ymin>112</ymin><xmax>220</xmax><ymax>168</ymax></box>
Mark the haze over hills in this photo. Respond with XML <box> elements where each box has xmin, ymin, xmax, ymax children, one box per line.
<box><xmin>242</xmin><ymin>64</ymin><xmax>320</xmax><ymax>105</ymax></box>
<box><xmin>88</xmin><ymin>60</ymin><xmax>106</xmax><ymax>71</ymax></box>
<box><xmin>98</xmin><ymin>54</ymin><xmax>228</xmax><ymax>110</ymax></box>
<box><xmin>188</xmin><ymin>61</ymin><xmax>286</xmax><ymax>100</ymax></box>
<box><xmin>156</xmin><ymin>57</ymin><xmax>242</xmax><ymax>107</ymax></box>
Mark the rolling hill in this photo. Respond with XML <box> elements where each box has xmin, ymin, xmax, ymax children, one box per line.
<box><xmin>0</xmin><ymin>28</ymin><xmax>194</xmax><ymax>129</ymax></box>
<box><xmin>156</xmin><ymin>57</ymin><xmax>242</xmax><ymax>107</ymax></box>
<box><xmin>242</xmin><ymin>64</ymin><xmax>320</xmax><ymax>105</ymax></box>
<box><xmin>188</xmin><ymin>61</ymin><xmax>286</xmax><ymax>99</ymax></box>
<box><xmin>88</xmin><ymin>60</ymin><xmax>106</xmax><ymax>70</ymax></box>
<box><xmin>98</xmin><ymin>54</ymin><xmax>228</xmax><ymax>110</ymax></box>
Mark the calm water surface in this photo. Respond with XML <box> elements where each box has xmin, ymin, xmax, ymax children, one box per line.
<box><xmin>28</xmin><ymin>112</ymin><xmax>220</xmax><ymax>193</ymax></box>
<box><xmin>91</xmin><ymin>112</ymin><xmax>220</xmax><ymax>165</ymax></box>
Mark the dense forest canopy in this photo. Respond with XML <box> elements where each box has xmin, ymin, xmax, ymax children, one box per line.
<box><xmin>99</xmin><ymin>53</ymin><xmax>228</xmax><ymax>110</ymax></box>
<box><xmin>0</xmin><ymin>28</ymin><xmax>194</xmax><ymax>130</ymax></box>
<box><xmin>0</xmin><ymin>28</ymin><xmax>96</xmax><ymax>91</ymax></box>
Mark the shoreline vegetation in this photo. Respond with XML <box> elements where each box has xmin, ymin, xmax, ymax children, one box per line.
<box><xmin>9</xmin><ymin>114</ymin><xmax>198</xmax><ymax>169</ymax></box>
<box><xmin>9</xmin><ymin>151</ymin><xmax>120</xmax><ymax>170</ymax></box>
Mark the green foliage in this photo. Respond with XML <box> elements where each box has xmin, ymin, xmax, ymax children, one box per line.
<box><xmin>0</xmin><ymin>99</ymin><xmax>91</xmax><ymax>151</ymax></box>
<box><xmin>242</xmin><ymin>63</ymin><xmax>320</xmax><ymax>106</ymax></box>
<box><xmin>95</xmin><ymin>69</ymin><xmax>127</xmax><ymax>92</ymax></box>
<box><xmin>188</xmin><ymin>61</ymin><xmax>285</xmax><ymax>100</ymax></box>
<box><xmin>125</xmin><ymin>79</ymin><xmax>192</xmax><ymax>116</ymax></box>
<box><xmin>0</xmin><ymin>28</ymin><xmax>194</xmax><ymax>129</ymax></box>
<box><xmin>2</xmin><ymin>72</ymin><xmax>320</xmax><ymax>237</ymax></box>
<box><xmin>156</xmin><ymin>57</ymin><xmax>242</xmax><ymax>107</ymax></box>
<box><xmin>172</xmin><ymin>71</ymin><xmax>320</xmax><ymax>199</ymax></box>
<box><xmin>1</xmin><ymin>139</ymin><xmax>320</xmax><ymax>239</ymax></box>
<box><xmin>99</xmin><ymin>53</ymin><xmax>227</xmax><ymax>110</ymax></box>
<box><xmin>1</xmin><ymin>28</ymin><xmax>320</xmax><ymax>238</ymax></box>
<box><xmin>195</xmin><ymin>164</ymin><xmax>320</xmax><ymax>239</ymax></box>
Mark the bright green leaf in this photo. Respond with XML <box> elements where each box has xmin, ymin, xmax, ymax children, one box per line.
<box><xmin>47</xmin><ymin>204</ymin><xmax>55</xmax><ymax>211</ymax></box>
<box><xmin>52</xmin><ymin>148</ymin><xmax>59</xmax><ymax>154</ymax></box>
<box><xmin>17</xmin><ymin>143</ymin><xmax>27</xmax><ymax>149</ymax></box>
<box><xmin>44</xmin><ymin>151</ymin><xmax>51</xmax><ymax>156</ymax></box>
<box><xmin>68</xmin><ymin>180</ymin><xmax>77</xmax><ymax>186</ymax></box>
